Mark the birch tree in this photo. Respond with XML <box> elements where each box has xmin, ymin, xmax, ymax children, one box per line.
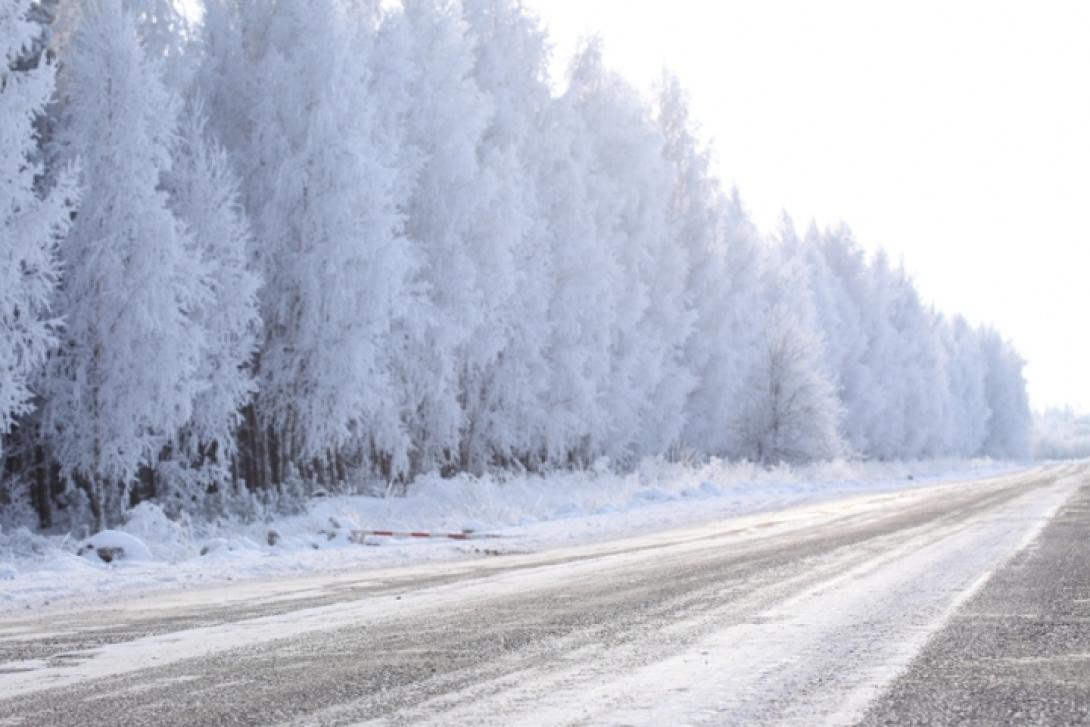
<box><xmin>0</xmin><ymin>0</ymin><xmax>75</xmax><ymax>455</ymax></box>
<box><xmin>45</xmin><ymin>0</ymin><xmax>207</xmax><ymax>529</ymax></box>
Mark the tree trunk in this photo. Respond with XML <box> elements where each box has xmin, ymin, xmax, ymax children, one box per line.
<box><xmin>268</xmin><ymin>427</ymin><xmax>280</xmax><ymax>487</ymax></box>
<box><xmin>89</xmin><ymin>477</ymin><xmax>104</xmax><ymax>533</ymax></box>
<box><xmin>33</xmin><ymin>445</ymin><xmax>52</xmax><ymax>529</ymax></box>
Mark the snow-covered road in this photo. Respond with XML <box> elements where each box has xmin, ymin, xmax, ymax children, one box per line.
<box><xmin>0</xmin><ymin>463</ymin><xmax>1084</xmax><ymax>726</ymax></box>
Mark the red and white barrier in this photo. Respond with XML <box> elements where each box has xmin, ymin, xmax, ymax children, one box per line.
<box><xmin>350</xmin><ymin>529</ymin><xmax>503</xmax><ymax>541</ymax></box>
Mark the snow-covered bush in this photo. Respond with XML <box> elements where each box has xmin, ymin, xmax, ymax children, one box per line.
<box><xmin>76</xmin><ymin>530</ymin><xmax>153</xmax><ymax>563</ymax></box>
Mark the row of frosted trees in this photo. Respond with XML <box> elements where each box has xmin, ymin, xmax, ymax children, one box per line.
<box><xmin>1</xmin><ymin>0</ymin><xmax>1031</xmax><ymax>531</ymax></box>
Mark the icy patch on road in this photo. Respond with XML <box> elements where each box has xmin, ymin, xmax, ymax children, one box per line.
<box><xmin>0</xmin><ymin>458</ymin><xmax>1017</xmax><ymax>611</ymax></box>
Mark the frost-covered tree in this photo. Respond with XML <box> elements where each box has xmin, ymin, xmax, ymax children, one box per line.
<box><xmin>850</xmin><ymin>252</ymin><xmax>908</xmax><ymax>459</ymax></box>
<box><xmin>734</xmin><ymin>302</ymin><xmax>844</xmax><ymax>465</ymax></box>
<box><xmin>44</xmin><ymin>0</ymin><xmax>208</xmax><ymax>530</ymax></box>
<box><xmin>158</xmin><ymin>102</ymin><xmax>260</xmax><ymax>490</ymax></box>
<box><xmin>734</xmin><ymin>224</ymin><xmax>843</xmax><ymax>464</ymax></box>
<box><xmin>709</xmin><ymin>190</ymin><xmax>768</xmax><ymax>457</ymax></box>
<box><xmin>943</xmin><ymin>316</ymin><xmax>991</xmax><ymax>455</ymax></box>
<box><xmin>459</xmin><ymin>0</ymin><xmax>553</xmax><ymax>471</ymax></box>
<box><xmin>0</xmin><ymin>0</ymin><xmax>75</xmax><ymax>455</ymax></box>
<box><xmin>657</xmin><ymin>74</ymin><xmax>767</xmax><ymax>458</ymax></box>
<box><xmin>568</xmin><ymin>42</ymin><xmax>693</xmax><ymax>463</ymax></box>
<box><xmin>979</xmin><ymin>328</ymin><xmax>1032</xmax><ymax>459</ymax></box>
<box><xmin>808</xmin><ymin>225</ymin><xmax>873</xmax><ymax>454</ymax></box>
<box><xmin>201</xmin><ymin>0</ymin><xmax>417</xmax><ymax>483</ymax></box>
<box><xmin>377</xmin><ymin>0</ymin><xmax>494</xmax><ymax>475</ymax></box>
<box><xmin>123</xmin><ymin>0</ymin><xmax>189</xmax><ymax>82</ymax></box>
<box><xmin>534</xmin><ymin>71</ymin><xmax>615</xmax><ymax>465</ymax></box>
<box><xmin>891</xmin><ymin>284</ymin><xmax>949</xmax><ymax>458</ymax></box>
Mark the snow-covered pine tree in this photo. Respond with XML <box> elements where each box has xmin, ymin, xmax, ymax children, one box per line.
<box><xmin>0</xmin><ymin>0</ymin><xmax>76</xmax><ymax>456</ymax></box>
<box><xmin>44</xmin><ymin>0</ymin><xmax>208</xmax><ymax>530</ymax></box>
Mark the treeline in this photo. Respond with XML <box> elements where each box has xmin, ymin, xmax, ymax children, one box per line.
<box><xmin>1</xmin><ymin>0</ymin><xmax>1031</xmax><ymax>532</ymax></box>
<box><xmin>1034</xmin><ymin>409</ymin><xmax>1090</xmax><ymax>461</ymax></box>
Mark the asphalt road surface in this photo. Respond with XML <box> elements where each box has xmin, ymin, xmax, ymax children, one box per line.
<box><xmin>860</xmin><ymin>467</ymin><xmax>1090</xmax><ymax>726</ymax></box>
<box><xmin>0</xmin><ymin>463</ymin><xmax>1086</xmax><ymax>726</ymax></box>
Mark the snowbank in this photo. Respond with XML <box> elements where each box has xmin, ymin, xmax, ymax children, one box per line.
<box><xmin>76</xmin><ymin>530</ymin><xmax>153</xmax><ymax>563</ymax></box>
<box><xmin>0</xmin><ymin>458</ymin><xmax>1020</xmax><ymax>610</ymax></box>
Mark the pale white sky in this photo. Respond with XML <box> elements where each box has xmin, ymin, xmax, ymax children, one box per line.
<box><xmin>519</xmin><ymin>0</ymin><xmax>1090</xmax><ymax>413</ymax></box>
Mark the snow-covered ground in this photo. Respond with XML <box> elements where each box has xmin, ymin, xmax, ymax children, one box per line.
<box><xmin>0</xmin><ymin>458</ymin><xmax>1021</xmax><ymax>611</ymax></box>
